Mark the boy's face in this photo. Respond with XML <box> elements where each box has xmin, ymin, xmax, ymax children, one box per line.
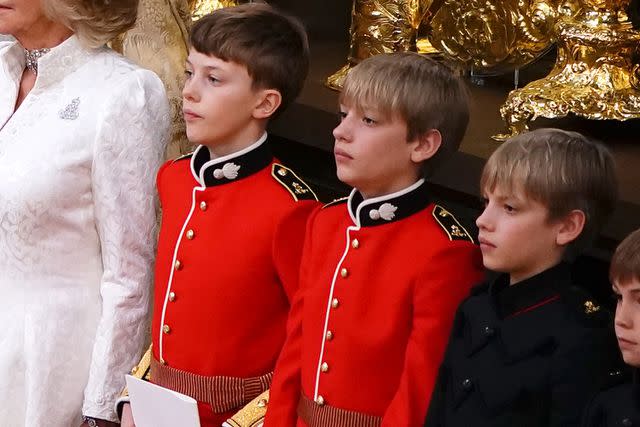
<box><xmin>614</xmin><ymin>279</ymin><xmax>640</xmax><ymax>367</ymax></box>
<box><xmin>476</xmin><ymin>184</ymin><xmax>565</xmax><ymax>284</ymax></box>
<box><xmin>333</xmin><ymin>102</ymin><xmax>422</xmax><ymax>198</ymax></box>
<box><xmin>183</xmin><ymin>48</ymin><xmax>265</xmax><ymax>155</ymax></box>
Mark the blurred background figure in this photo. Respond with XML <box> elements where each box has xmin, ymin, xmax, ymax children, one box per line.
<box><xmin>113</xmin><ymin>0</ymin><xmax>239</xmax><ymax>157</ymax></box>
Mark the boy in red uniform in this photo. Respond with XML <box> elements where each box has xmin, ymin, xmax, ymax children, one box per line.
<box><xmin>264</xmin><ymin>52</ymin><xmax>484</xmax><ymax>427</ymax></box>
<box><xmin>118</xmin><ymin>4</ymin><xmax>318</xmax><ymax>427</ymax></box>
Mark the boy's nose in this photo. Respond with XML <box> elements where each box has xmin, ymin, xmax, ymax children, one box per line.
<box><xmin>182</xmin><ymin>79</ymin><xmax>198</xmax><ymax>101</ymax></box>
<box><xmin>615</xmin><ymin>301</ymin><xmax>632</xmax><ymax>329</ymax></box>
<box><xmin>476</xmin><ymin>207</ymin><xmax>491</xmax><ymax>230</ymax></box>
<box><xmin>333</xmin><ymin>119</ymin><xmax>350</xmax><ymax>142</ymax></box>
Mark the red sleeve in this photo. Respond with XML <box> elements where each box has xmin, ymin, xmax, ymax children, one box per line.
<box><xmin>381</xmin><ymin>241</ymin><xmax>484</xmax><ymax>427</ymax></box>
<box><xmin>272</xmin><ymin>200</ymin><xmax>319</xmax><ymax>302</ymax></box>
<box><xmin>265</xmin><ymin>205</ymin><xmax>322</xmax><ymax>427</ymax></box>
<box><xmin>155</xmin><ymin>159</ymin><xmax>173</xmax><ymax>206</ymax></box>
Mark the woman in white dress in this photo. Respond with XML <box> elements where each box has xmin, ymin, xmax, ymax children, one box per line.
<box><xmin>0</xmin><ymin>1</ymin><xmax>170</xmax><ymax>426</ymax></box>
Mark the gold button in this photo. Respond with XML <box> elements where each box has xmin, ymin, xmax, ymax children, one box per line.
<box><xmin>331</xmin><ymin>298</ymin><xmax>339</xmax><ymax>309</ymax></box>
<box><xmin>340</xmin><ymin>267</ymin><xmax>348</xmax><ymax>278</ymax></box>
<box><xmin>278</xmin><ymin>167</ymin><xmax>287</xmax><ymax>176</ymax></box>
<box><xmin>186</xmin><ymin>229</ymin><xmax>195</xmax><ymax>240</ymax></box>
<box><xmin>199</xmin><ymin>201</ymin><xmax>207</xmax><ymax>211</ymax></box>
<box><xmin>131</xmin><ymin>366</ymin><xmax>138</xmax><ymax>374</ymax></box>
<box><xmin>169</xmin><ymin>292</ymin><xmax>176</xmax><ymax>302</ymax></box>
<box><xmin>257</xmin><ymin>398</ymin><xmax>268</xmax><ymax>408</ymax></box>
<box><xmin>162</xmin><ymin>324</ymin><xmax>171</xmax><ymax>334</ymax></box>
<box><xmin>351</xmin><ymin>239</ymin><xmax>359</xmax><ymax>249</ymax></box>
<box><xmin>326</xmin><ymin>330</ymin><xmax>333</xmax><ymax>341</ymax></box>
<box><xmin>174</xmin><ymin>260</ymin><xmax>182</xmax><ymax>270</ymax></box>
<box><xmin>315</xmin><ymin>395</ymin><xmax>325</xmax><ymax>406</ymax></box>
<box><xmin>321</xmin><ymin>362</ymin><xmax>329</xmax><ymax>372</ymax></box>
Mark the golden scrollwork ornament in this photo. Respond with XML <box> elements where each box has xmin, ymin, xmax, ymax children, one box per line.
<box><xmin>494</xmin><ymin>0</ymin><xmax>640</xmax><ymax>141</ymax></box>
<box><xmin>430</xmin><ymin>0</ymin><xmax>578</xmax><ymax>74</ymax></box>
<box><xmin>326</xmin><ymin>0</ymin><xmax>439</xmax><ymax>91</ymax></box>
<box><xmin>190</xmin><ymin>0</ymin><xmax>239</xmax><ymax>20</ymax></box>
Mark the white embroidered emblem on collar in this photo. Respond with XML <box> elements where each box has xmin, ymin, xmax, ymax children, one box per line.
<box><xmin>369</xmin><ymin>203</ymin><xmax>397</xmax><ymax>221</ymax></box>
<box><xmin>213</xmin><ymin>162</ymin><xmax>241</xmax><ymax>180</ymax></box>
<box><xmin>59</xmin><ymin>98</ymin><xmax>80</xmax><ymax>120</ymax></box>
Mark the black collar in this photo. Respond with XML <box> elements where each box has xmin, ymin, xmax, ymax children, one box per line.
<box><xmin>461</xmin><ymin>263</ymin><xmax>571</xmax><ymax>361</ymax></box>
<box><xmin>347</xmin><ymin>179</ymin><xmax>431</xmax><ymax>227</ymax></box>
<box><xmin>491</xmin><ymin>262</ymin><xmax>570</xmax><ymax>318</ymax></box>
<box><xmin>190</xmin><ymin>133</ymin><xmax>273</xmax><ymax>187</ymax></box>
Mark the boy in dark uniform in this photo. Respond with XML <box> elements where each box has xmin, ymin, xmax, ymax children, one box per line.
<box><xmin>583</xmin><ymin>228</ymin><xmax>640</xmax><ymax>426</ymax></box>
<box><xmin>117</xmin><ymin>4</ymin><xmax>319</xmax><ymax>427</ymax></box>
<box><xmin>424</xmin><ymin>128</ymin><xmax>622</xmax><ymax>427</ymax></box>
<box><xmin>264</xmin><ymin>52</ymin><xmax>484</xmax><ymax>427</ymax></box>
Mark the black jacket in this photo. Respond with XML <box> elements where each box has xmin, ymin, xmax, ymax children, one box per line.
<box><xmin>582</xmin><ymin>369</ymin><xmax>640</xmax><ymax>427</ymax></box>
<box><xmin>425</xmin><ymin>263</ymin><xmax>623</xmax><ymax>427</ymax></box>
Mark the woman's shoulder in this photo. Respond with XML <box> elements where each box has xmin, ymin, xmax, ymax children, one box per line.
<box><xmin>86</xmin><ymin>47</ymin><xmax>165</xmax><ymax>91</ymax></box>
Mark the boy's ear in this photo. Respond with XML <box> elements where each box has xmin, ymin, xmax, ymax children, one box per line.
<box><xmin>556</xmin><ymin>209</ymin><xmax>586</xmax><ymax>246</ymax></box>
<box><xmin>253</xmin><ymin>89</ymin><xmax>282</xmax><ymax>120</ymax></box>
<box><xmin>410</xmin><ymin>129</ymin><xmax>442</xmax><ymax>163</ymax></box>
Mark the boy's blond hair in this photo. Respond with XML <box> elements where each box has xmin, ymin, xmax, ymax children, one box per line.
<box><xmin>610</xmin><ymin>228</ymin><xmax>640</xmax><ymax>285</ymax></box>
<box><xmin>480</xmin><ymin>128</ymin><xmax>618</xmax><ymax>251</ymax></box>
<box><xmin>340</xmin><ymin>52</ymin><xmax>470</xmax><ymax>174</ymax></box>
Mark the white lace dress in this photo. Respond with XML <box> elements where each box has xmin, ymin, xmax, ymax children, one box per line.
<box><xmin>0</xmin><ymin>36</ymin><xmax>170</xmax><ymax>426</ymax></box>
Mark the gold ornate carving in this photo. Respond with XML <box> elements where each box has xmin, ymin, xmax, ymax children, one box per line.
<box><xmin>326</xmin><ymin>0</ymin><xmax>438</xmax><ymax>91</ymax></box>
<box><xmin>430</xmin><ymin>0</ymin><xmax>577</xmax><ymax>74</ymax></box>
<box><xmin>494</xmin><ymin>0</ymin><xmax>640</xmax><ymax>140</ymax></box>
<box><xmin>190</xmin><ymin>0</ymin><xmax>239</xmax><ymax>20</ymax></box>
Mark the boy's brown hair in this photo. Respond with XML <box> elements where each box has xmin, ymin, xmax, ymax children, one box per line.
<box><xmin>610</xmin><ymin>229</ymin><xmax>640</xmax><ymax>285</ymax></box>
<box><xmin>190</xmin><ymin>2</ymin><xmax>309</xmax><ymax>115</ymax></box>
<box><xmin>339</xmin><ymin>52</ymin><xmax>470</xmax><ymax>175</ymax></box>
<box><xmin>480</xmin><ymin>128</ymin><xmax>618</xmax><ymax>252</ymax></box>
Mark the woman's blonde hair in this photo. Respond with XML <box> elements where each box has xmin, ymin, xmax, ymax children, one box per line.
<box><xmin>44</xmin><ymin>0</ymin><xmax>139</xmax><ymax>49</ymax></box>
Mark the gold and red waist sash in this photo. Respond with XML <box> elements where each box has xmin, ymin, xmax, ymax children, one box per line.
<box><xmin>150</xmin><ymin>357</ymin><xmax>272</xmax><ymax>413</ymax></box>
<box><xmin>297</xmin><ymin>393</ymin><xmax>382</xmax><ymax>427</ymax></box>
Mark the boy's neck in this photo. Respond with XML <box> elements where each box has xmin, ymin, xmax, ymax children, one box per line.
<box><xmin>508</xmin><ymin>257</ymin><xmax>565</xmax><ymax>286</ymax></box>
<box><xmin>205</xmin><ymin>124</ymin><xmax>267</xmax><ymax>159</ymax></box>
<box><xmin>358</xmin><ymin>173</ymin><xmax>423</xmax><ymax>200</ymax></box>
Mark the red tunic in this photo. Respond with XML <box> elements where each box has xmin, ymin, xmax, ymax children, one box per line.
<box><xmin>150</xmin><ymin>137</ymin><xmax>318</xmax><ymax>426</ymax></box>
<box><xmin>265</xmin><ymin>179</ymin><xmax>484</xmax><ymax>427</ymax></box>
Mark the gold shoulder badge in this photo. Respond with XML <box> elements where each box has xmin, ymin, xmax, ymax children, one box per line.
<box><xmin>172</xmin><ymin>151</ymin><xmax>194</xmax><ymax>163</ymax></box>
<box><xmin>432</xmin><ymin>205</ymin><xmax>474</xmax><ymax>243</ymax></box>
<box><xmin>224</xmin><ymin>390</ymin><xmax>270</xmax><ymax>427</ymax></box>
<box><xmin>322</xmin><ymin>196</ymin><xmax>348</xmax><ymax>209</ymax></box>
<box><xmin>584</xmin><ymin>300</ymin><xmax>601</xmax><ymax>315</ymax></box>
<box><xmin>271</xmin><ymin>164</ymin><xmax>318</xmax><ymax>201</ymax></box>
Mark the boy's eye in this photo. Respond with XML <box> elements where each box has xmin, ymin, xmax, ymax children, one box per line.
<box><xmin>481</xmin><ymin>197</ymin><xmax>489</xmax><ymax>208</ymax></box>
<box><xmin>612</xmin><ymin>292</ymin><xmax>622</xmax><ymax>304</ymax></box>
<box><xmin>208</xmin><ymin>76</ymin><xmax>220</xmax><ymax>84</ymax></box>
<box><xmin>503</xmin><ymin>204</ymin><xmax>516</xmax><ymax>213</ymax></box>
<box><xmin>338</xmin><ymin>111</ymin><xmax>347</xmax><ymax>120</ymax></box>
<box><xmin>184</xmin><ymin>69</ymin><xmax>193</xmax><ymax>78</ymax></box>
<box><xmin>362</xmin><ymin>116</ymin><xmax>376</xmax><ymax>125</ymax></box>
